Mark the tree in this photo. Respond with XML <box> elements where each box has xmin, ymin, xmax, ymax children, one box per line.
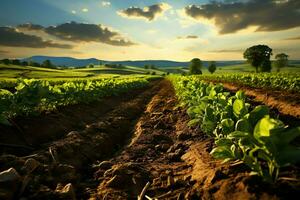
<box><xmin>275</xmin><ymin>53</ymin><xmax>288</xmax><ymax>72</ymax></box>
<box><xmin>189</xmin><ymin>58</ymin><xmax>202</xmax><ymax>74</ymax></box>
<box><xmin>208</xmin><ymin>61</ymin><xmax>217</xmax><ymax>74</ymax></box>
<box><xmin>1</xmin><ymin>59</ymin><xmax>10</xmax><ymax>65</ymax></box>
<box><xmin>261</xmin><ymin>59</ymin><xmax>272</xmax><ymax>72</ymax></box>
<box><xmin>42</xmin><ymin>60</ymin><xmax>52</xmax><ymax>68</ymax></box>
<box><xmin>21</xmin><ymin>61</ymin><xmax>28</xmax><ymax>66</ymax></box>
<box><xmin>243</xmin><ymin>45</ymin><xmax>272</xmax><ymax>73</ymax></box>
<box><xmin>11</xmin><ymin>59</ymin><xmax>21</xmax><ymax>65</ymax></box>
<box><xmin>144</xmin><ymin>65</ymin><xmax>149</xmax><ymax>69</ymax></box>
<box><xmin>88</xmin><ymin>64</ymin><xmax>94</xmax><ymax>68</ymax></box>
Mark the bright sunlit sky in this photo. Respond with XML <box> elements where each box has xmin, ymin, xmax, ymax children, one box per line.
<box><xmin>0</xmin><ymin>0</ymin><xmax>299</xmax><ymax>61</ymax></box>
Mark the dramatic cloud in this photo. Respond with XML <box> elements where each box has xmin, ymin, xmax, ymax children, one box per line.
<box><xmin>184</xmin><ymin>0</ymin><xmax>300</xmax><ymax>34</ymax></box>
<box><xmin>0</xmin><ymin>27</ymin><xmax>72</xmax><ymax>49</ymax></box>
<box><xmin>44</xmin><ymin>22</ymin><xmax>135</xmax><ymax>46</ymax></box>
<box><xmin>177</xmin><ymin>35</ymin><xmax>198</xmax><ymax>39</ymax></box>
<box><xmin>283</xmin><ymin>36</ymin><xmax>300</xmax><ymax>40</ymax></box>
<box><xmin>118</xmin><ymin>3</ymin><xmax>171</xmax><ymax>21</ymax></box>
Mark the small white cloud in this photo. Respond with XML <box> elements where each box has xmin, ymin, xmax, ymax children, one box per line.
<box><xmin>102</xmin><ymin>1</ymin><xmax>111</xmax><ymax>7</ymax></box>
<box><xmin>146</xmin><ymin>29</ymin><xmax>158</xmax><ymax>34</ymax></box>
<box><xmin>82</xmin><ymin>8</ymin><xmax>89</xmax><ymax>12</ymax></box>
<box><xmin>71</xmin><ymin>10</ymin><xmax>76</xmax><ymax>14</ymax></box>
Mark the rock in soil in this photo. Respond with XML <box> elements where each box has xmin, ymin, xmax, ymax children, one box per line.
<box><xmin>55</xmin><ymin>183</ymin><xmax>76</xmax><ymax>200</ymax></box>
<box><xmin>0</xmin><ymin>168</ymin><xmax>21</xmax><ymax>199</ymax></box>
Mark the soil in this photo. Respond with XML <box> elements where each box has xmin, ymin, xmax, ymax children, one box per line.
<box><xmin>0</xmin><ymin>79</ymin><xmax>299</xmax><ymax>200</ymax></box>
<box><xmin>209</xmin><ymin>81</ymin><xmax>300</xmax><ymax>119</ymax></box>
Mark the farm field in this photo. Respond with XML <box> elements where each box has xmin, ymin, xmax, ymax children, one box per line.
<box><xmin>0</xmin><ymin>63</ymin><xmax>165</xmax><ymax>79</ymax></box>
<box><xmin>1</xmin><ymin>68</ymin><xmax>300</xmax><ymax>199</ymax></box>
<box><xmin>1</xmin><ymin>0</ymin><xmax>300</xmax><ymax>199</ymax></box>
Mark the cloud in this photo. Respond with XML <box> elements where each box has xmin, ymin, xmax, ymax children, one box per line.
<box><xmin>17</xmin><ymin>23</ymin><xmax>44</xmax><ymax>31</ymax></box>
<box><xmin>118</xmin><ymin>3</ymin><xmax>171</xmax><ymax>21</ymax></box>
<box><xmin>0</xmin><ymin>27</ymin><xmax>73</xmax><ymax>49</ymax></box>
<box><xmin>177</xmin><ymin>35</ymin><xmax>198</xmax><ymax>39</ymax></box>
<box><xmin>71</xmin><ymin>10</ymin><xmax>76</xmax><ymax>14</ymax></box>
<box><xmin>102</xmin><ymin>1</ymin><xmax>111</xmax><ymax>7</ymax></box>
<box><xmin>146</xmin><ymin>29</ymin><xmax>158</xmax><ymax>34</ymax></box>
<box><xmin>184</xmin><ymin>0</ymin><xmax>300</xmax><ymax>34</ymax></box>
<box><xmin>82</xmin><ymin>8</ymin><xmax>89</xmax><ymax>12</ymax></box>
<box><xmin>283</xmin><ymin>36</ymin><xmax>300</xmax><ymax>40</ymax></box>
<box><xmin>0</xmin><ymin>50</ymin><xmax>8</xmax><ymax>55</ymax></box>
<box><xmin>44</xmin><ymin>22</ymin><xmax>135</xmax><ymax>46</ymax></box>
<box><xmin>209</xmin><ymin>49</ymin><xmax>243</xmax><ymax>53</ymax></box>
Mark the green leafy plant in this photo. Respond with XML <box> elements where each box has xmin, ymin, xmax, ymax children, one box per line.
<box><xmin>169</xmin><ymin>75</ymin><xmax>300</xmax><ymax>182</ymax></box>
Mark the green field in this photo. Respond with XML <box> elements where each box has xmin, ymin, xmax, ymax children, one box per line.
<box><xmin>0</xmin><ymin>64</ymin><xmax>166</xmax><ymax>80</ymax></box>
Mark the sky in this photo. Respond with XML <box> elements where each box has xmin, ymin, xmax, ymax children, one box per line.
<box><xmin>0</xmin><ymin>0</ymin><xmax>300</xmax><ymax>61</ymax></box>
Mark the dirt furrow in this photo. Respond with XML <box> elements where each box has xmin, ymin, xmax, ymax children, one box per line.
<box><xmin>1</xmin><ymin>79</ymin><xmax>299</xmax><ymax>200</ymax></box>
<box><xmin>0</xmin><ymin>80</ymin><xmax>163</xmax><ymax>199</ymax></box>
<box><xmin>221</xmin><ymin>82</ymin><xmax>300</xmax><ymax>119</ymax></box>
<box><xmin>90</xmin><ymin>80</ymin><xmax>300</xmax><ymax>200</ymax></box>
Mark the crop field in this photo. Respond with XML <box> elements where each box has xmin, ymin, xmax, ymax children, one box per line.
<box><xmin>1</xmin><ymin>0</ymin><xmax>300</xmax><ymax>198</ymax></box>
<box><xmin>1</xmin><ymin>65</ymin><xmax>300</xmax><ymax>199</ymax></box>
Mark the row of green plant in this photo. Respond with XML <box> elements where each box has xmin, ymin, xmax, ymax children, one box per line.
<box><xmin>170</xmin><ymin>75</ymin><xmax>300</xmax><ymax>182</ymax></box>
<box><xmin>197</xmin><ymin>72</ymin><xmax>300</xmax><ymax>92</ymax></box>
<box><xmin>0</xmin><ymin>77</ymin><xmax>152</xmax><ymax>125</ymax></box>
<box><xmin>0</xmin><ymin>75</ymin><xmax>155</xmax><ymax>89</ymax></box>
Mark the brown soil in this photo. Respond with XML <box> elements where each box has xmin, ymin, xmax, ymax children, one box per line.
<box><xmin>0</xmin><ymin>81</ymin><xmax>159</xmax><ymax>155</ymax></box>
<box><xmin>0</xmin><ymin>79</ymin><xmax>299</xmax><ymax>200</ymax></box>
<box><xmin>91</xmin><ymin>80</ymin><xmax>300</xmax><ymax>199</ymax></box>
<box><xmin>212</xmin><ymin>81</ymin><xmax>300</xmax><ymax>119</ymax></box>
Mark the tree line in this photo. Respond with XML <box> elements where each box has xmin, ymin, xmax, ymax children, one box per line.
<box><xmin>189</xmin><ymin>45</ymin><xmax>290</xmax><ymax>75</ymax></box>
<box><xmin>0</xmin><ymin>58</ymin><xmax>64</xmax><ymax>69</ymax></box>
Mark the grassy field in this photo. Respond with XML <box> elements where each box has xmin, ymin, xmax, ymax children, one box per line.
<box><xmin>0</xmin><ymin>64</ymin><xmax>166</xmax><ymax>80</ymax></box>
<box><xmin>1</xmin><ymin>63</ymin><xmax>299</xmax><ymax>81</ymax></box>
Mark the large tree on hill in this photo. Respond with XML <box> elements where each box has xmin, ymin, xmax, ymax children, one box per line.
<box><xmin>189</xmin><ymin>58</ymin><xmax>202</xmax><ymax>74</ymax></box>
<box><xmin>275</xmin><ymin>53</ymin><xmax>289</xmax><ymax>72</ymax></box>
<box><xmin>243</xmin><ymin>45</ymin><xmax>272</xmax><ymax>73</ymax></box>
<box><xmin>208</xmin><ymin>61</ymin><xmax>217</xmax><ymax>74</ymax></box>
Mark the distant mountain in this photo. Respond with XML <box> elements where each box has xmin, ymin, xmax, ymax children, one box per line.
<box><xmin>23</xmin><ymin>56</ymin><xmax>247</xmax><ymax>68</ymax></box>
<box><xmin>23</xmin><ymin>56</ymin><xmax>103</xmax><ymax>67</ymax></box>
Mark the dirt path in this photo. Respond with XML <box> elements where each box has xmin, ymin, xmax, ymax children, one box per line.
<box><xmin>0</xmin><ymin>79</ymin><xmax>299</xmax><ymax>200</ymax></box>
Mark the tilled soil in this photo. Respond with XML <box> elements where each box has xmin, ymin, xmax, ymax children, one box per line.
<box><xmin>90</xmin><ymin>80</ymin><xmax>300</xmax><ymax>200</ymax></box>
<box><xmin>216</xmin><ymin>82</ymin><xmax>300</xmax><ymax>119</ymax></box>
<box><xmin>0</xmin><ymin>79</ymin><xmax>300</xmax><ymax>200</ymax></box>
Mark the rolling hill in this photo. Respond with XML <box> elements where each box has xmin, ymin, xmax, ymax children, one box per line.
<box><xmin>23</xmin><ymin>56</ymin><xmax>246</xmax><ymax>68</ymax></box>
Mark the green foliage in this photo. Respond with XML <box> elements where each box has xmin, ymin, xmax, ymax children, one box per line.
<box><xmin>42</xmin><ymin>60</ymin><xmax>53</xmax><ymax>68</ymax></box>
<box><xmin>275</xmin><ymin>53</ymin><xmax>289</xmax><ymax>72</ymax></box>
<box><xmin>169</xmin><ymin>75</ymin><xmax>300</xmax><ymax>182</ymax></box>
<box><xmin>243</xmin><ymin>45</ymin><xmax>272</xmax><ymax>73</ymax></box>
<box><xmin>189</xmin><ymin>58</ymin><xmax>202</xmax><ymax>75</ymax></box>
<box><xmin>0</xmin><ymin>77</ymin><xmax>151</xmax><ymax>125</ymax></box>
<box><xmin>195</xmin><ymin>73</ymin><xmax>300</xmax><ymax>93</ymax></box>
<box><xmin>208</xmin><ymin>61</ymin><xmax>217</xmax><ymax>74</ymax></box>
